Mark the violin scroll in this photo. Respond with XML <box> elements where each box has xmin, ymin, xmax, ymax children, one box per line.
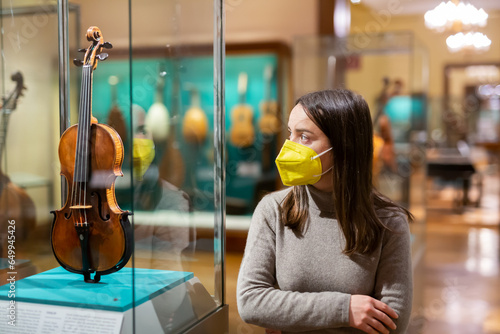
<box><xmin>73</xmin><ymin>26</ymin><xmax>113</xmax><ymax>70</ymax></box>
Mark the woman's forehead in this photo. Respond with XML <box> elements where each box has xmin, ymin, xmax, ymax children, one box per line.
<box><xmin>288</xmin><ymin>104</ymin><xmax>319</xmax><ymax>130</ymax></box>
<box><xmin>288</xmin><ymin>104</ymin><xmax>313</xmax><ymax>127</ymax></box>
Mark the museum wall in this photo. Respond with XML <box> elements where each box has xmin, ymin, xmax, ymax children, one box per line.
<box><xmin>74</xmin><ymin>0</ymin><xmax>319</xmax><ymax>48</ymax></box>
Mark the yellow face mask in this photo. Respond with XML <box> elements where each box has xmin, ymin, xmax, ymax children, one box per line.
<box><xmin>133</xmin><ymin>138</ymin><xmax>155</xmax><ymax>181</ymax></box>
<box><xmin>275</xmin><ymin>139</ymin><xmax>332</xmax><ymax>186</ymax></box>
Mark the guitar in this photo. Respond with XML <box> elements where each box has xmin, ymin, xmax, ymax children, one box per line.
<box><xmin>258</xmin><ymin>65</ymin><xmax>280</xmax><ymax>135</ymax></box>
<box><xmin>0</xmin><ymin>72</ymin><xmax>36</xmax><ymax>250</ymax></box>
<box><xmin>229</xmin><ymin>72</ymin><xmax>255</xmax><ymax>148</ymax></box>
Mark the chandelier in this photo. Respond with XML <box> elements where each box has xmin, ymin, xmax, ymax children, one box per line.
<box><xmin>424</xmin><ymin>1</ymin><xmax>491</xmax><ymax>53</ymax></box>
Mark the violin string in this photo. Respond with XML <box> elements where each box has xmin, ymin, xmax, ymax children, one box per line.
<box><xmin>83</xmin><ymin>66</ymin><xmax>90</xmax><ymax>226</ymax></box>
<box><xmin>71</xmin><ymin>65</ymin><xmax>86</xmax><ymax>217</ymax></box>
<box><xmin>82</xmin><ymin>65</ymin><xmax>89</xmax><ymax>225</ymax></box>
<box><xmin>76</xmin><ymin>66</ymin><xmax>86</xmax><ymax>226</ymax></box>
<box><xmin>78</xmin><ymin>66</ymin><xmax>89</xmax><ymax>226</ymax></box>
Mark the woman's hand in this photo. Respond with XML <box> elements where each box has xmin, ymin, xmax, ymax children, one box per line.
<box><xmin>349</xmin><ymin>295</ymin><xmax>398</xmax><ymax>334</ymax></box>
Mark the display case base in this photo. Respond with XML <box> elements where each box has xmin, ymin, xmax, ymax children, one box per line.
<box><xmin>0</xmin><ymin>266</ymin><xmax>225</xmax><ymax>333</ymax></box>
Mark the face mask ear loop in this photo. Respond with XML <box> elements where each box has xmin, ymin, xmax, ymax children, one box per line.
<box><xmin>311</xmin><ymin>147</ymin><xmax>333</xmax><ymax>160</ymax></box>
<box><xmin>312</xmin><ymin>166</ymin><xmax>333</xmax><ymax>177</ymax></box>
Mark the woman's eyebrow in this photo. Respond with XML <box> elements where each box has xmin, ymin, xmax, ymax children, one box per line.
<box><xmin>294</xmin><ymin>128</ymin><xmax>314</xmax><ymax>134</ymax></box>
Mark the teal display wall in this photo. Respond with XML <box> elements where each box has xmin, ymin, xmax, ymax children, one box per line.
<box><xmin>90</xmin><ymin>53</ymin><xmax>280</xmax><ymax>213</ymax></box>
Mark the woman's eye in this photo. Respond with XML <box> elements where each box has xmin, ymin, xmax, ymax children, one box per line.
<box><xmin>300</xmin><ymin>134</ymin><xmax>308</xmax><ymax>141</ymax></box>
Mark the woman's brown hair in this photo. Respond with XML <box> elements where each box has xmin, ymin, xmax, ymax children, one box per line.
<box><xmin>280</xmin><ymin>89</ymin><xmax>413</xmax><ymax>255</ymax></box>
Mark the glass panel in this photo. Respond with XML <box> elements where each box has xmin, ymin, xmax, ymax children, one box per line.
<box><xmin>0</xmin><ymin>0</ymin><xmax>137</xmax><ymax>330</ymax></box>
<box><xmin>126</xmin><ymin>0</ymin><xmax>222</xmax><ymax>332</ymax></box>
<box><xmin>0</xmin><ymin>1</ymin><xmax>227</xmax><ymax>332</ymax></box>
<box><xmin>0</xmin><ymin>1</ymin><xmax>61</xmax><ymax>270</ymax></box>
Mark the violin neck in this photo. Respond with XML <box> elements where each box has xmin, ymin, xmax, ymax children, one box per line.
<box><xmin>73</xmin><ymin>65</ymin><xmax>93</xmax><ymax>183</ymax></box>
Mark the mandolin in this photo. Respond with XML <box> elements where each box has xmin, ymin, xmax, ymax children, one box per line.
<box><xmin>0</xmin><ymin>72</ymin><xmax>36</xmax><ymax>256</ymax></box>
<box><xmin>182</xmin><ymin>85</ymin><xmax>208</xmax><ymax>145</ymax></box>
<box><xmin>51</xmin><ymin>27</ymin><xmax>132</xmax><ymax>283</ymax></box>
<box><xmin>145</xmin><ymin>65</ymin><xmax>170</xmax><ymax>143</ymax></box>
<box><xmin>229</xmin><ymin>72</ymin><xmax>255</xmax><ymax>148</ymax></box>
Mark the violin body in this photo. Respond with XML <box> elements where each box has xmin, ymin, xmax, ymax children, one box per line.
<box><xmin>51</xmin><ymin>26</ymin><xmax>131</xmax><ymax>283</ymax></box>
<box><xmin>52</xmin><ymin>123</ymin><xmax>132</xmax><ymax>278</ymax></box>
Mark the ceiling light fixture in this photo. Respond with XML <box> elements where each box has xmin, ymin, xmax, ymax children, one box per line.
<box><xmin>424</xmin><ymin>1</ymin><xmax>488</xmax><ymax>32</ymax></box>
<box><xmin>446</xmin><ymin>31</ymin><xmax>491</xmax><ymax>53</ymax></box>
<box><xmin>424</xmin><ymin>1</ymin><xmax>490</xmax><ymax>53</ymax></box>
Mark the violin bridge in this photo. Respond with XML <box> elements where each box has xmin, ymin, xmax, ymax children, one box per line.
<box><xmin>69</xmin><ymin>205</ymin><xmax>93</xmax><ymax>209</ymax></box>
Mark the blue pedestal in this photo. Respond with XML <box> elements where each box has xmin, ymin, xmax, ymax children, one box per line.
<box><xmin>0</xmin><ymin>267</ymin><xmax>193</xmax><ymax>312</ymax></box>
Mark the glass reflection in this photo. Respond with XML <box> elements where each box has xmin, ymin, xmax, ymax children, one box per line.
<box><xmin>131</xmin><ymin>105</ymin><xmax>194</xmax><ymax>272</ymax></box>
<box><xmin>466</xmin><ymin>228</ymin><xmax>499</xmax><ymax>277</ymax></box>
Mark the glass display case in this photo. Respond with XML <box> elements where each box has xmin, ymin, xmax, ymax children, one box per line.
<box><xmin>293</xmin><ymin>31</ymin><xmax>428</xmax><ymax>328</ymax></box>
<box><xmin>0</xmin><ymin>1</ymin><xmax>227</xmax><ymax>333</ymax></box>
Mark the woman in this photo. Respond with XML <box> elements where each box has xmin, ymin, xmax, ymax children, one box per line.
<box><xmin>237</xmin><ymin>89</ymin><xmax>413</xmax><ymax>334</ymax></box>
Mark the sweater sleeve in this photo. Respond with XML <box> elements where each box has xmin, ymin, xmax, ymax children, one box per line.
<box><xmin>237</xmin><ymin>197</ymin><xmax>351</xmax><ymax>332</ymax></box>
<box><xmin>372</xmin><ymin>213</ymin><xmax>413</xmax><ymax>333</ymax></box>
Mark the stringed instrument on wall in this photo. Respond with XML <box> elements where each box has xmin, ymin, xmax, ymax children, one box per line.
<box><xmin>158</xmin><ymin>68</ymin><xmax>185</xmax><ymax>188</ymax></box>
<box><xmin>106</xmin><ymin>75</ymin><xmax>127</xmax><ymax>145</ymax></box>
<box><xmin>258</xmin><ymin>65</ymin><xmax>280</xmax><ymax>172</ymax></box>
<box><xmin>0</xmin><ymin>72</ymin><xmax>36</xmax><ymax>255</ymax></box>
<box><xmin>258</xmin><ymin>65</ymin><xmax>280</xmax><ymax>136</ymax></box>
<box><xmin>51</xmin><ymin>27</ymin><xmax>132</xmax><ymax>283</ymax></box>
<box><xmin>145</xmin><ymin>65</ymin><xmax>170</xmax><ymax>143</ymax></box>
<box><xmin>229</xmin><ymin>72</ymin><xmax>255</xmax><ymax>148</ymax></box>
<box><xmin>182</xmin><ymin>85</ymin><xmax>208</xmax><ymax>145</ymax></box>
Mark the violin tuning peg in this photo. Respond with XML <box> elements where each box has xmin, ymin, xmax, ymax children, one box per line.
<box><xmin>97</xmin><ymin>53</ymin><xmax>109</xmax><ymax>61</ymax></box>
<box><xmin>78</xmin><ymin>48</ymin><xmax>86</xmax><ymax>52</ymax></box>
<box><xmin>73</xmin><ymin>59</ymin><xmax>84</xmax><ymax>67</ymax></box>
<box><xmin>102</xmin><ymin>42</ymin><xmax>113</xmax><ymax>49</ymax></box>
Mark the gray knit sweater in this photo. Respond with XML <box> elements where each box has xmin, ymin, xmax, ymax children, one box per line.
<box><xmin>237</xmin><ymin>185</ymin><xmax>412</xmax><ymax>333</ymax></box>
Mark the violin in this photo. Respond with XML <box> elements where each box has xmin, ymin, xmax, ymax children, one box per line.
<box><xmin>0</xmin><ymin>72</ymin><xmax>36</xmax><ymax>256</ymax></box>
<box><xmin>51</xmin><ymin>27</ymin><xmax>132</xmax><ymax>283</ymax></box>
